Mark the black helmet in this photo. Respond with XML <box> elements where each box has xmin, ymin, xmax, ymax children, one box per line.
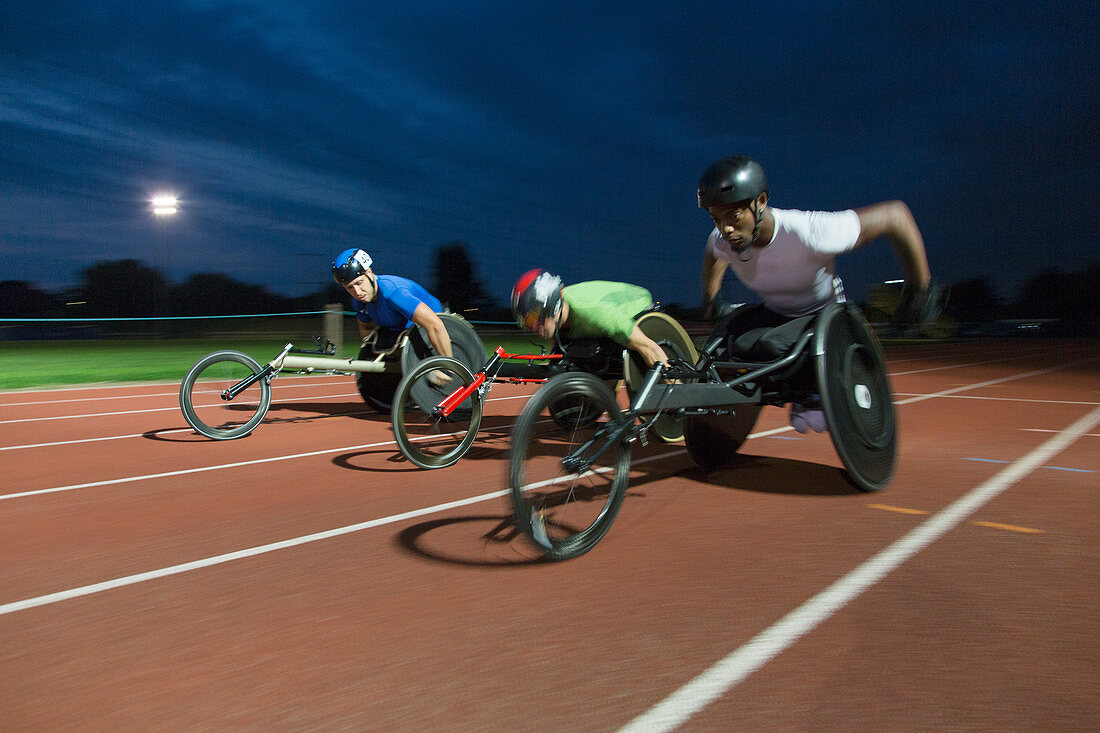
<box><xmin>332</xmin><ymin>248</ymin><xmax>373</xmax><ymax>285</ymax></box>
<box><xmin>511</xmin><ymin>268</ymin><xmax>563</xmax><ymax>332</ymax></box>
<box><xmin>697</xmin><ymin>155</ymin><xmax>768</xmax><ymax>209</ymax></box>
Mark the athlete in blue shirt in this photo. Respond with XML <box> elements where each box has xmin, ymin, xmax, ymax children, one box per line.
<box><xmin>332</xmin><ymin>248</ymin><xmax>454</xmax><ymax>364</ymax></box>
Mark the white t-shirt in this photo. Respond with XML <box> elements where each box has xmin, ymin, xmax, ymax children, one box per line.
<box><xmin>708</xmin><ymin>207</ymin><xmax>861</xmax><ymax>316</ymax></box>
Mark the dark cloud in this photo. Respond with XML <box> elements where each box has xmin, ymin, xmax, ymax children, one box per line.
<box><xmin>1</xmin><ymin>1</ymin><xmax>1095</xmax><ymax>306</ymax></box>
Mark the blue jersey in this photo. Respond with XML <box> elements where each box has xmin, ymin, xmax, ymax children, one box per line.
<box><xmin>352</xmin><ymin>275</ymin><xmax>442</xmax><ymax>330</ymax></box>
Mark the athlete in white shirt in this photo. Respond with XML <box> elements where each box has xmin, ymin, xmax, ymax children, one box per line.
<box><xmin>697</xmin><ymin>155</ymin><xmax>937</xmax><ymax>432</ymax></box>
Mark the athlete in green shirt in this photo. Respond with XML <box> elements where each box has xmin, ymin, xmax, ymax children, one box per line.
<box><xmin>510</xmin><ymin>269</ymin><xmax>670</xmax><ymax>367</ymax></box>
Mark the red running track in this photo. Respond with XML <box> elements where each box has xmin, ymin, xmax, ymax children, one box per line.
<box><xmin>1</xmin><ymin>338</ymin><xmax>1098</xmax><ymax>730</ymax></box>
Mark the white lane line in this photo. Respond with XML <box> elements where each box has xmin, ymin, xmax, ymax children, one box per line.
<box><xmin>0</xmin><ymin>387</ymin><xmax>534</xmax><ymax>429</ymax></box>
<box><xmin>0</xmin><ymin>405</ymin><xmax>183</xmax><ymax>423</ymax></box>
<box><xmin>2</xmin><ymin>428</ymin><xmax>195</xmax><ymax>450</ymax></box>
<box><xmin>0</xmin><ymin>408</ymin><xmax>375</xmax><ymax>451</ymax></box>
<box><xmin>0</xmin><ymin>407</ymin><xmax>550</xmax><ymax>500</ymax></box>
<box><xmin>888</xmin><ymin>347</ymin><xmax>1098</xmax><ymax>377</ymax></box>
<box><xmin>893</xmin><ymin>360</ymin><xmax>1093</xmax><ymax>406</ymax></box>
<box><xmin>0</xmin><ymin>450</ymin><xmax>683</xmax><ymax>616</ymax></box>
<box><xmin>0</xmin><ymin>379</ymin><xmax>351</xmax><ymax>407</ymax></box>
<box><xmin>0</xmin><ymin>438</ymin><xmax>403</xmax><ymax>501</ymax></box>
<box><xmin>619</xmin><ymin>404</ymin><xmax>1100</xmax><ymax>733</ymax></box>
<box><xmin>888</xmin><ymin>354</ymin><xmax>1029</xmax><ymax>377</ymax></box>
<box><xmin>0</xmin><ymin>393</ymin><xmax>364</xmax><ymax>424</ymax></box>
<box><xmin>0</xmin><ymin>392</ymin><xmax>535</xmax><ymax>451</ymax></box>
<box><xmin>1</xmin><ymin>359</ymin><xmax>1077</xmax><ymax>493</ymax></box>
<box><xmin>893</xmin><ymin>393</ymin><xmax>1100</xmax><ymax>406</ymax></box>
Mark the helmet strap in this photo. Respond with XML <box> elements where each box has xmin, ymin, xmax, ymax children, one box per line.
<box><xmin>735</xmin><ymin>200</ymin><xmax>767</xmax><ymax>261</ymax></box>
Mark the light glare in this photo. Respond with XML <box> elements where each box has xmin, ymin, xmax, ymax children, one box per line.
<box><xmin>151</xmin><ymin>194</ymin><xmax>178</xmax><ymax>216</ymax></box>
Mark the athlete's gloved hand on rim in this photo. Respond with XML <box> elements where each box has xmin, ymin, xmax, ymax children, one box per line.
<box><xmin>891</xmin><ymin>281</ymin><xmax>947</xmax><ymax>329</ymax></box>
<box><xmin>701</xmin><ymin>299</ymin><xmax>739</xmax><ymax>322</ymax></box>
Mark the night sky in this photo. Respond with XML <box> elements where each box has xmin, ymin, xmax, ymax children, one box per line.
<box><xmin>2</xmin><ymin>2</ymin><xmax>1096</xmax><ymax>309</ymax></box>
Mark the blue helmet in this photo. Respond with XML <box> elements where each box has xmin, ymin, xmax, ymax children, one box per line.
<box><xmin>332</xmin><ymin>248</ymin><xmax>373</xmax><ymax>284</ymax></box>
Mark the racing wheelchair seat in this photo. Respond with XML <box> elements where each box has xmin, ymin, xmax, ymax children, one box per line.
<box><xmin>680</xmin><ymin>301</ymin><xmax>897</xmax><ymax>492</ymax></box>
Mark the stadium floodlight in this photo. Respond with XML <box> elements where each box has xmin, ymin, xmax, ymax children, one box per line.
<box><xmin>151</xmin><ymin>194</ymin><xmax>178</xmax><ymax>216</ymax></box>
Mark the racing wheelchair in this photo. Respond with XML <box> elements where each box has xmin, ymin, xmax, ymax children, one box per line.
<box><xmin>507</xmin><ymin>301</ymin><xmax>897</xmax><ymax>560</ymax></box>
<box><xmin>178</xmin><ymin>313</ymin><xmax>485</xmax><ymax>440</ymax></box>
<box><xmin>389</xmin><ymin>310</ymin><xmax>692</xmax><ymax>469</ymax></box>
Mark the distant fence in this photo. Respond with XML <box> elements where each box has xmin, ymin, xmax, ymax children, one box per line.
<box><xmin>0</xmin><ymin>307</ymin><xmax>532</xmax><ymax>352</ymax></box>
<box><xmin>0</xmin><ymin>309</ymin><xmax>341</xmax><ymax>341</ymax></box>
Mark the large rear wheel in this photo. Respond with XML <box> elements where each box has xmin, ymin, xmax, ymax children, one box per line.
<box><xmin>355</xmin><ymin>339</ymin><xmax>404</xmax><ymax>413</ymax></box>
<box><xmin>624</xmin><ymin>311</ymin><xmax>700</xmax><ymax>442</ymax></box>
<box><xmin>816</xmin><ymin>304</ymin><xmax>897</xmax><ymax>491</ymax></box>
<box><xmin>682</xmin><ymin>406</ymin><xmax>762</xmax><ymax>471</ymax></box>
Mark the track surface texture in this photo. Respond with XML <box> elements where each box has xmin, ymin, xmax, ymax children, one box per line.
<box><xmin>2</xmin><ymin>338</ymin><xmax>1097</xmax><ymax>731</ymax></box>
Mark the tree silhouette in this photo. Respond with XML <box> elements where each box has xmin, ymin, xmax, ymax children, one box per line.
<box><xmin>1009</xmin><ymin>260</ymin><xmax>1099</xmax><ymax>334</ymax></box>
<box><xmin>80</xmin><ymin>260</ymin><xmax>167</xmax><ymax>317</ymax></box>
<box><xmin>0</xmin><ymin>281</ymin><xmax>57</xmax><ymax>317</ymax></box>
<box><xmin>944</xmin><ymin>278</ymin><xmax>1003</xmax><ymax>324</ymax></box>
<box><xmin>171</xmin><ymin>273</ymin><xmax>291</xmax><ymax>315</ymax></box>
<box><xmin>430</xmin><ymin>242</ymin><xmax>500</xmax><ymax>317</ymax></box>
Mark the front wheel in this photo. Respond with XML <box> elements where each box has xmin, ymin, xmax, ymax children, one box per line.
<box><xmin>509</xmin><ymin>372</ymin><xmax>631</xmax><ymax>561</ymax></box>
<box><xmin>179</xmin><ymin>350</ymin><xmax>272</xmax><ymax>439</ymax></box>
<box><xmin>391</xmin><ymin>356</ymin><xmax>483</xmax><ymax>469</ymax></box>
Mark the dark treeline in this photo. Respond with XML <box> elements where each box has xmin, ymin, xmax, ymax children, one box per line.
<box><xmin>2</xmin><ymin>252</ymin><xmax>1098</xmax><ymax>337</ymax></box>
<box><xmin>0</xmin><ymin>243</ymin><xmax>509</xmax><ymax>323</ymax></box>
<box><xmin>0</xmin><ymin>260</ymin><xmax>340</xmax><ymax>320</ymax></box>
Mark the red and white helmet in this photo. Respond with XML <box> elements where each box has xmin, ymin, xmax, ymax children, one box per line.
<box><xmin>511</xmin><ymin>268</ymin><xmax>563</xmax><ymax>332</ymax></box>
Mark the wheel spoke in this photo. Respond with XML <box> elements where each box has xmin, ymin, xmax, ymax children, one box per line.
<box><xmin>509</xmin><ymin>373</ymin><xmax>630</xmax><ymax>560</ymax></box>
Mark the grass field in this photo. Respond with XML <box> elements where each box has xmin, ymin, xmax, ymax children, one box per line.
<box><xmin>0</xmin><ymin>333</ymin><xmax>551</xmax><ymax>390</ymax></box>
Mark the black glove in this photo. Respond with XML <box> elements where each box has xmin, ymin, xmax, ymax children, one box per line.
<box><xmin>702</xmin><ymin>299</ymin><xmax>739</xmax><ymax>322</ymax></box>
<box><xmin>891</xmin><ymin>281</ymin><xmax>947</xmax><ymax>328</ymax></box>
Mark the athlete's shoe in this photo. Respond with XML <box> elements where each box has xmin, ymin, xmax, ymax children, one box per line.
<box><xmin>790</xmin><ymin>403</ymin><xmax>827</xmax><ymax>434</ymax></box>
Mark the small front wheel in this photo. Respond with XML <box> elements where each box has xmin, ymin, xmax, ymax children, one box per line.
<box><xmin>179</xmin><ymin>350</ymin><xmax>271</xmax><ymax>439</ymax></box>
<box><xmin>392</xmin><ymin>356</ymin><xmax>483</xmax><ymax>469</ymax></box>
<box><xmin>509</xmin><ymin>372</ymin><xmax>631</xmax><ymax>561</ymax></box>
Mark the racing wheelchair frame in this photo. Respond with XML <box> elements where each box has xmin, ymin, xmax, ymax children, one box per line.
<box><xmin>178</xmin><ymin>313</ymin><xmax>484</xmax><ymax>440</ymax></box>
<box><xmin>507</xmin><ymin>301</ymin><xmax>897</xmax><ymax>560</ymax></box>
<box><xmin>388</xmin><ymin>311</ymin><xmax>694</xmax><ymax>469</ymax></box>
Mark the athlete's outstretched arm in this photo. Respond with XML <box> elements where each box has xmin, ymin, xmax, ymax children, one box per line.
<box><xmin>410</xmin><ymin>303</ymin><xmax>453</xmax><ymax>358</ymax></box>
<box><xmin>625</xmin><ymin>325</ymin><xmax>669</xmax><ymax>368</ymax></box>
<box><xmin>853</xmin><ymin>201</ymin><xmax>931</xmax><ymax>289</ymax></box>
<box><xmin>701</xmin><ymin>247</ymin><xmax>730</xmax><ymax>308</ymax></box>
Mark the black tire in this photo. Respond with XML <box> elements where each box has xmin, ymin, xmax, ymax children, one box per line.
<box><xmin>682</xmin><ymin>406</ymin><xmax>762</xmax><ymax>471</ymax></box>
<box><xmin>400</xmin><ymin>313</ymin><xmax>486</xmax><ymax>375</ymax></box>
<box><xmin>815</xmin><ymin>303</ymin><xmax>897</xmax><ymax>492</ymax></box>
<box><xmin>509</xmin><ymin>372</ymin><xmax>631</xmax><ymax>561</ymax></box>
<box><xmin>179</xmin><ymin>350</ymin><xmax>271</xmax><ymax>440</ymax></box>
<box><xmin>355</xmin><ymin>340</ymin><xmax>404</xmax><ymax>413</ymax></box>
<box><xmin>391</xmin><ymin>356</ymin><xmax>483</xmax><ymax>469</ymax></box>
<box><xmin>624</xmin><ymin>312</ymin><xmax>699</xmax><ymax>442</ymax></box>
